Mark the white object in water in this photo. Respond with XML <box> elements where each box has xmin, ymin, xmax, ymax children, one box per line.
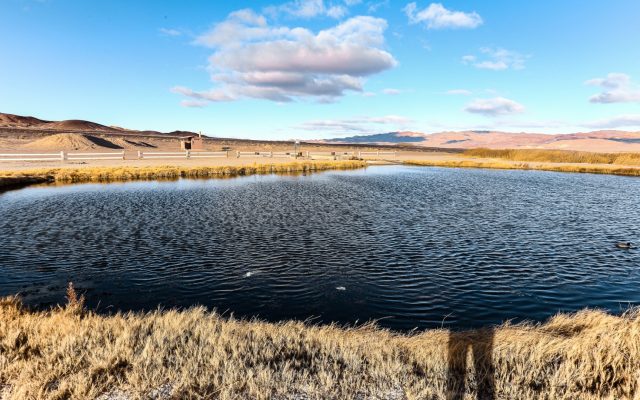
<box><xmin>244</xmin><ymin>271</ymin><xmax>254</xmax><ymax>278</ymax></box>
<box><xmin>336</xmin><ymin>286</ymin><xmax>346</xmax><ymax>291</ymax></box>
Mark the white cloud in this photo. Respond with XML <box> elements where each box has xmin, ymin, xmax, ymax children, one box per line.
<box><xmin>265</xmin><ymin>0</ymin><xmax>351</xmax><ymax>19</ymax></box>
<box><xmin>446</xmin><ymin>89</ymin><xmax>472</xmax><ymax>96</ymax></box>
<box><xmin>464</xmin><ymin>97</ymin><xmax>525</xmax><ymax>117</ymax></box>
<box><xmin>326</xmin><ymin>5</ymin><xmax>348</xmax><ymax>18</ymax></box>
<box><xmin>297</xmin><ymin>115</ymin><xmax>413</xmax><ymax>133</ymax></box>
<box><xmin>368</xmin><ymin>0</ymin><xmax>389</xmax><ymax>13</ymax></box>
<box><xmin>175</xmin><ymin>11</ymin><xmax>396</xmax><ymax>105</ymax></box>
<box><xmin>586</xmin><ymin>73</ymin><xmax>640</xmax><ymax>104</ymax></box>
<box><xmin>584</xmin><ymin>114</ymin><xmax>640</xmax><ymax>129</ymax></box>
<box><xmin>382</xmin><ymin>88</ymin><xmax>401</xmax><ymax>95</ymax></box>
<box><xmin>171</xmin><ymin>86</ymin><xmax>235</xmax><ymax>102</ymax></box>
<box><xmin>404</xmin><ymin>2</ymin><xmax>482</xmax><ymax>29</ymax></box>
<box><xmin>462</xmin><ymin>47</ymin><xmax>527</xmax><ymax>71</ymax></box>
<box><xmin>181</xmin><ymin>100</ymin><xmax>209</xmax><ymax>108</ymax></box>
<box><xmin>159</xmin><ymin>28</ymin><xmax>181</xmax><ymax>37</ymax></box>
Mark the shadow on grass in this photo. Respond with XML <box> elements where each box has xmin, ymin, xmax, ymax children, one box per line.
<box><xmin>447</xmin><ymin>328</ymin><xmax>495</xmax><ymax>400</ymax></box>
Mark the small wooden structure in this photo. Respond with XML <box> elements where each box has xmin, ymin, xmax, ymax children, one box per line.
<box><xmin>180</xmin><ymin>132</ymin><xmax>204</xmax><ymax>151</ymax></box>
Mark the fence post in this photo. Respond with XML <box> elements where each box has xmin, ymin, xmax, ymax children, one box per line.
<box><xmin>358</xmin><ymin>151</ymin><xmax>361</xmax><ymax>158</ymax></box>
<box><xmin>377</xmin><ymin>150</ymin><xmax>380</xmax><ymax>157</ymax></box>
<box><xmin>306</xmin><ymin>151</ymin><xmax>310</xmax><ymax>159</ymax></box>
<box><xmin>226</xmin><ymin>151</ymin><xmax>229</xmax><ymax>158</ymax></box>
<box><xmin>236</xmin><ymin>151</ymin><xmax>240</xmax><ymax>158</ymax></box>
<box><xmin>60</xmin><ymin>151</ymin><xmax>66</xmax><ymax>162</ymax></box>
<box><xmin>121</xmin><ymin>151</ymin><xmax>125</xmax><ymax>160</ymax></box>
<box><xmin>138</xmin><ymin>151</ymin><xmax>142</xmax><ymax>159</ymax></box>
<box><xmin>186</xmin><ymin>150</ymin><xmax>190</xmax><ymax>159</ymax></box>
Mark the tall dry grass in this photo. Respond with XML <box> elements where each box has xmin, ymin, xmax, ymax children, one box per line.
<box><xmin>405</xmin><ymin>159</ymin><xmax>640</xmax><ymax>177</ymax></box>
<box><xmin>0</xmin><ymin>293</ymin><xmax>638</xmax><ymax>399</ymax></box>
<box><xmin>0</xmin><ymin>161</ymin><xmax>367</xmax><ymax>189</ymax></box>
<box><xmin>464</xmin><ymin>148</ymin><xmax>640</xmax><ymax>166</ymax></box>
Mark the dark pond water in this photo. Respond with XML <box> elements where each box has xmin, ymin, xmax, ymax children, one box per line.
<box><xmin>1</xmin><ymin>166</ymin><xmax>639</xmax><ymax>330</ymax></box>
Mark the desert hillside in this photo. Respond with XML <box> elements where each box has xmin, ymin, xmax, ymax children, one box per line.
<box><xmin>328</xmin><ymin>130</ymin><xmax>640</xmax><ymax>152</ymax></box>
<box><xmin>1</xmin><ymin>112</ymin><xmax>425</xmax><ymax>154</ymax></box>
<box><xmin>4</xmin><ymin>112</ymin><xmax>640</xmax><ymax>153</ymax></box>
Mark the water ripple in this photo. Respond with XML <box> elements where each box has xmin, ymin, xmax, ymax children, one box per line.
<box><xmin>1</xmin><ymin>166</ymin><xmax>639</xmax><ymax>330</ymax></box>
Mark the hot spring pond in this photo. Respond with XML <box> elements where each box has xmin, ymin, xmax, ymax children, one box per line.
<box><xmin>1</xmin><ymin>166</ymin><xmax>639</xmax><ymax>330</ymax></box>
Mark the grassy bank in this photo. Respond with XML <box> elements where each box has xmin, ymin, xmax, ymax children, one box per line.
<box><xmin>404</xmin><ymin>159</ymin><xmax>640</xmax><ymax>177</ymax></box>
<box><xmin>0</xmin><ymin>292</ymin><xmax>638</xmax><ymax>399</ymax></box>
<box><xmin>463</xmin><ymin>148</ymin><xmax>640</xmax><ymax>166</ymax></box>
<box><xmin>0</xmin><ymin>161</ymin><xmax>367</xmax><ymax>189</ymax></box>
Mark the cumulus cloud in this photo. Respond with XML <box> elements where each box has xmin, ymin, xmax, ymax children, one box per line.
<box><xmin>586</xmin><ymin>73</ymin><xmax>640</xmax><ymax>103</ymax></box>
<box><xmin>265</xmin><ymin>0</ymin><xmax>353</xmax><ymax>19</ymax></box>
<box><xmin>462</xmin><ymin>47</ymin><xmax>527</xmax><ymax>71</ymax></box>
<box><xmin>464</xmin><ymin>97</ymin><xmax>525</xmax><ymax>117</ymax></box>
<box><xmin>584</xmin><ymin>114</ymin><xmax>640</xmax><ymax>129</ymax></box>
<box><xmin>174</xmin><ymin>10</ymin><xmax>396</xmax><ymax>105</ymax></box>
<box><xmin>446</xmin><ymin>89</ymin><xmax>472</xmax><ymax>96</ymax></box>
<box><xmin>404</xmin><ymin>2</ymin><xmax>482</xmax><ymax>29</ymax></box>
<box><xmin>297</xmin><ymin>115</ymin><xmax>413</xmax><ymax>133</ymax></box>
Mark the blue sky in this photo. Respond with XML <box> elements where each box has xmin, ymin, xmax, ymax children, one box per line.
<box><xmin>1</xmin><ymin>0</ymin><xmax>639</xmax><ymax>139</ymax></box>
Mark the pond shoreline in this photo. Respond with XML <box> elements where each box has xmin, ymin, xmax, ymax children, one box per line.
<box><xmin>0</xmin><ymin>160</ymin><xmax>368</xmax><ymax>191</ymax></box>
<box><xmin>3</xmin><ymin>154</ymin><xmax>640</xmax><ymax>193</ymax></box>
<box><xmin>405</xmin><ymin>158</ymin><xmax>640</xmax><ymax>177</ymax></box>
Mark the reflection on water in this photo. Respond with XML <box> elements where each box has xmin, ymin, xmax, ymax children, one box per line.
<box><xmin>1</xmin><ymin>166</ymin><xmax>639</xmax><ymax>330</ymax></box>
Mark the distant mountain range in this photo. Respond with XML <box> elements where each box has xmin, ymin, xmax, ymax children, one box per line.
<box><xmin>3</xmin><ymin>112</ymin><xmax>640</xmax><ymax>152</ymax></box>
<box><xmin>0</xmin><ymin>112</ymin><xmax>197</xmax><ymax>138</ymax></box>
<box><xmin>325</xmin><ymin>130</ymin><xmax>640</xmax><ymax>152</ymax></box>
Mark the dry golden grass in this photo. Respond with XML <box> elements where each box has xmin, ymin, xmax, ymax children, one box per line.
<box><xmin>0</xmin><ymin>161</ymin><xmax>367</xmax><ymax>189</ymax></box>
<box><xmin>0</xmin><ymin>292</ymin><xmax>638</xmax><ymax>400</ymax></box>
<box><xmin>404</xmin><ymin>159</ymin><xmax>640</xmax><ymax>177</ymax></box>
<box><xmin>464</xmin><ymin>148</ymin><xmax>640</xmax><ymax>166</ymax></box>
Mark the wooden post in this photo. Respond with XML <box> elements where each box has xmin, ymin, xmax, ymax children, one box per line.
<box><xmin>60</xmin><ymin>151</ymin><xmax>66</xmax><ymax>162</ymax></box>
<box><xmin>186</xmin><ymin>150</ymin><xmax>191</xmax><ymax>159</ymax></box>
<box><xmin>121</xmin><ymin>151</ymin><xmax>125</xmax><ymax>160</ymax></box>
<box><xmin>138</xmin><ymin>151</ymin><xmax>142</xmax><ymax>159</ymax></box>
<box><xmin>236</xmin><ymin>151</ymin><xmax>240</xmax><ymax>158</ymax></box>
<box><xmin>226</xmin><ymin>151</ymin><xmax>229</xmax><ymax>158</ymax></box>
<box><xmin>270</xmin><ymin>151</ymin><xmax>273</xmax><ymax>158</ymax></box>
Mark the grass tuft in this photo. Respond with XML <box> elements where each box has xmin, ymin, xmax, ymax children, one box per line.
<box><xmin>0</xmin><ymin>296</ymin><xmax>638</xmax><ymax>399</ymax></box>
<box><xmin>405</xmin><ymin>159</ymin><xmax>640</xmax><ymax>177</ymax></box>
<box><xmin>0</xmin><ymin>161</ymin><xmax>367</xmax><ymax>190</ymax></box>
<box><xmin>463</xmin><ymin>148</ymin><xmax>640</xmax><ymax>166</ymax></box>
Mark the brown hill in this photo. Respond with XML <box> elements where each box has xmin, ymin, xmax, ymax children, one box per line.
<box><xmin>329</xmin><ymin>130</ymin><xmax>640</xmax><ymax>152</ymax></box>
<box><xmin>37</xmin><ymin>119</ymin><xmax>121</xmax><ymax>132</ymax></box>
<box><xmin>23</xmin><ymin>133</ymin><xmax>122</xmax><ymax>151</ymax></box>
<box><xmin>0</xmin><ymin>113</ymin><xmax>198</xmax><ymax>140</ymax></box>
<box><xmin>0</xmin><ymin>113</ymin><xmax>50</xmax><ymax>128</ymax></box>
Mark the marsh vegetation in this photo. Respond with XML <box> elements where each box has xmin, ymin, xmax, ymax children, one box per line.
<box><xmin>0</xmin><ymin>292</ymin><xmax>638</xmax><ymax>399</ymax></box>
